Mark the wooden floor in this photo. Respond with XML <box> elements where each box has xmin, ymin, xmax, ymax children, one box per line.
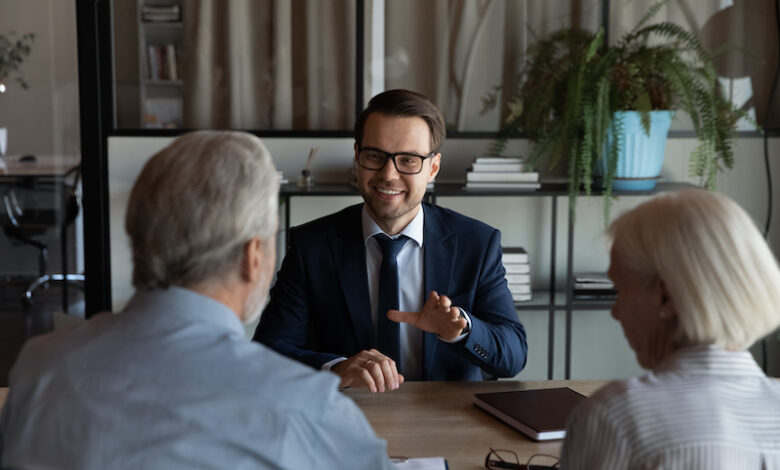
<box><xmin>0</xmin><ymin>277</ymin><xmax>84</xmax><ymax>386</ymax></box>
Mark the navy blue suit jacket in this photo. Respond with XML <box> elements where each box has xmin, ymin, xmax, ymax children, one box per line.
<box><xmin>254</xmin><ymin>203</ymin><xmax>528</xmax><ymax>380</ymax></box>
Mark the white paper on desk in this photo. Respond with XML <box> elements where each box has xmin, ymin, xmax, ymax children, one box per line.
<box><xmin>392</xmin><ymin>457</ymin><xmax>447</xmax><ymax>469</ymax></box>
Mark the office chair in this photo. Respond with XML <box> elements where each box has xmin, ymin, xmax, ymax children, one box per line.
<box><xmin>0</xmin><ymin>166</ymin><xmax>85</xmax><ymax>313</ymax></box>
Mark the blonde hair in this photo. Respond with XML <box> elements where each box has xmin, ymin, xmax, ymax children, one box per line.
<box><xmin>608</xmin><ymin>189</ymin><xmax>780</xmax><ymax>350</ymax></box>
<box><xmin>125</xmin><ymin>131</ymin><xmax>278</xmax><ymax>289</ymax></box>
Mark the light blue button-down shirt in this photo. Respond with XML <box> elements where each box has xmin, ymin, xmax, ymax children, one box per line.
<box><xmin>0</xmin><ymin>287</ymin><xmax>393</xmax><ymax>470</ymax></box>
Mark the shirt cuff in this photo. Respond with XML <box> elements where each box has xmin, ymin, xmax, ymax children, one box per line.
<box><xmin>438</xmin><ymin>307</ymin><xmax>472</xmax><ymax>343</ymax></box>
<box><xmin>321</xmin><ymin>357</ymin><xmax>348</xmax><ymax>371</ymax></box>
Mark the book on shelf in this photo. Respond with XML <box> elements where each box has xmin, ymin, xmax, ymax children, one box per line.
<box><xmin>505</xmin><ymin>271</ymin><xmax>530</xmax><ymax>281</ymax></box>
<box><xmin>507</xmin><ymin>283</ymin><xmax>531</xmax><ymax>295</ymax></box>
<box><xmin>502</xmin><ymin>247</ymin><xmax>528</xmax><ymax>264</ymax></box>
<box><xmin>512</xmin><ymin>293</ymin><xmax>532</xmax><ymax>302</ymax></box>
<box><xmin>504</xmin><ymin>265</ymin><xmax>529</xmax><ymax>276</ymax></box>
<box><xmin>573</xmin><ymin>272</ymin><xmax>616</xmax><ymax>300</ymax></box>
<box><xmin>464</xmin><ymin>182</ymin><xmax>541</xmax><ymax>190</ymax></box>
<box><xmin>473</xmin><ymin>156</ymin><xmax>525</xmax><ymax>164</ymax></box>
<box><xmin>165</xmin><ymin>44</ymin><xmax>178</xmax><ymax>80</ymax></box>
<box><xmin>573</xmin><ymin>289</ymin><xmax>617</xmax><ymax>300</ymax></box>
<box><xmin>142</xmin><ymin>4</ymin><xmax>181</xmax><ymax>22</ymax></box>
<box><xmin>574</xmin><ymin>272</ymin><xmax>614</xmax><ymax>290</ymax></box>
<box><xmin>466</xmin><ymin>172</ymin><xmax>539</xmax><ymax>183</ymax></box>
<box><xmin>471</xmin><ymin>162</ymin><xmax>527</xmax><ymax>173</ymax></box>
<box><xmin>474</xmin><ymin>387</ymin><xmax>586</xmax><ymax>441</ymax></box>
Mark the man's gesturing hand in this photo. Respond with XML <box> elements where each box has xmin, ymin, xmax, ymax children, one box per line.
<box><xmin>331</xmin><ymin>349</ymin><xmax>404</xmax><ymax>393</ymax></box>
<box><xmin>387</xmin><ymin>291</ymin><xmax>468</xmax><ymax>341</ymax></box>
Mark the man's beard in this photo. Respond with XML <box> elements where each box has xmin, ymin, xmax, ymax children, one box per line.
<box><xmin>242</xmin><ymin>279</ymin><xmax>269</xmax><ymax>327</ymax></box>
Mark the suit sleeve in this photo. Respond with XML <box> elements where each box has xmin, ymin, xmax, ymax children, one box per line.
<box><xmin>456</xmin><ymin>229</ymin><xmax>528</xmax><ymax>377</ymax></box>
<box><xmin>253</xmin><ymin>228</ymin><xmax>341</xmax><ymax>369</ymax></box>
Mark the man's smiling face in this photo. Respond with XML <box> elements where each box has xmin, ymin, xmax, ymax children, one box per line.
<box><xmin>355</xmin><ymin>112</ymin><xmax>440</xmax><ymax>235</ymax></box>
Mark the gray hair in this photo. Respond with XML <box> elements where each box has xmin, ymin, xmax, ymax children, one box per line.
<box><xmin>608</xmin><ymin>189</ymin><xmax>780</xmax><ymax>350</ymax></box>
<box><xmin>125</xmin><ymin>130</ymin><xmax>278</xmax><ymax>289</ymax></box>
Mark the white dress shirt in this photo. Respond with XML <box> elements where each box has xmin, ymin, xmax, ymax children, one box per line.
<box><xmin>560</xmin><ymin>344</ymin><xmax>780</xmax><ymax>469</ymax></box>
<box><xmin>363</xmin><ymin>205</ymin><xmax>426</xmax><ymax>379</ymax></box>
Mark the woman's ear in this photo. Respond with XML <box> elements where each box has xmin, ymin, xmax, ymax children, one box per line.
<box><xmin>658</xmin><ymin>279</ymin><xmax>677</xmax><ymax>319</ymax></box>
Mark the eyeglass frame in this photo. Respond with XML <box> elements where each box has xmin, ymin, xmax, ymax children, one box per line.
<box><xmin>356</xmin><ymin>146</ymin><xmax>437</xmax><ymax>175</ymax></box>
<box><xmin>484</xmin><ymin>448</ymin><xmax>560</xmax><ymax>469</ymax></box>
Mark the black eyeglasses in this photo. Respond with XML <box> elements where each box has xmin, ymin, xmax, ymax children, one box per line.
<box><xmin>357</xmin><ymin>147</ymin><xmax>435</xmax><ymax>175</ymax></box>
<box><xmin>485</xmin><ymin>448</ymin><xmax>560</xmax><ymax>469</ymax></box>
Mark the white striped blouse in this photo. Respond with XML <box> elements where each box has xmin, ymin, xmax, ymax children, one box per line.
<box><xmin>560</xmin><ymin>345</ymin><xmax>780</xmax><ymax>469</ymax></box>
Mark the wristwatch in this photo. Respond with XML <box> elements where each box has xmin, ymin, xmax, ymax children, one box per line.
<box><xmin>458</xmin><ymin>308</ymin><xmax>471</xmax><ymax>335</ymax></box>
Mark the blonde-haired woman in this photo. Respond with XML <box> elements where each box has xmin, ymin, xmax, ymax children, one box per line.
<box><xmin>560</xmin><ymin>189</ymin><xmax>780</xmax><ymax>469</ymax></box>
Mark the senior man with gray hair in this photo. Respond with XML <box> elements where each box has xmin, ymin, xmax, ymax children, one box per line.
<box><xmin>0</xmin><ymin>131</ymin><xmax>393</xmax><ymax>470</ymax></box>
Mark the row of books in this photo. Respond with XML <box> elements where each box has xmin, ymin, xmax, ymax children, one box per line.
<box><xmin>466</xmin><ymin>157</ymin><xmax>540</xmax><ymax>191</ymax></box>
<box><xmin>142</xmin><ymin>3</ymin><xmax>181</xmax><ymax>22</ymax></box>
<box><xmin>502</xmin><ymin>247</ymin><xmax>531</xmax><ymax>302</ymax></box>
<box><xmin>147</xmin><ymin>44</ymin><xmax>179</xmax><ymax>81</ymax></box>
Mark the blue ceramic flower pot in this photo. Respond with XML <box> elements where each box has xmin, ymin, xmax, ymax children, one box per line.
<box><xmin>596</xmin><ymin>110</ymin><xmax>673</xmax><ymax>191</ymax></box>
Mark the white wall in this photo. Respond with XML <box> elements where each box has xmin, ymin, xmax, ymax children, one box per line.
<box><xmin>108</xmin><ymin>134</ymin><xmax>780</xmax><ymax>379</ymax></box>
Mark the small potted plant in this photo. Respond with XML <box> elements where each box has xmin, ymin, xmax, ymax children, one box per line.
<box><xmin>485</xmin><ymin>1</ymin><xmax>747</xmax><ymax>219</ymax></box>
<box><xmin>0</xmin><ymin>31</ymin><xmax>35</xmax><ymax>93</ymax></box>
<box><xmin>0</xmin><ymin>31</ymin><xmax>34</xmax><ymax>161</ymax></box>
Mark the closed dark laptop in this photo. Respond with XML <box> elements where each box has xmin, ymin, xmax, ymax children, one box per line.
<box><xmin>473</xmin><ymin>387</ymin><xmax>586</xmax><ymax>441</ymax></box>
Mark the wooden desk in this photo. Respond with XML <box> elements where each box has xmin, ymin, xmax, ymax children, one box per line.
<box><xmin>346</xmin><ymin>380</ymin><xmax>606</xmax><ymax>469</ymax></box>
<box><xmin>0</xmin><ymin>381</ymin><xmax>606</xmax><ymax>468</ymax></box>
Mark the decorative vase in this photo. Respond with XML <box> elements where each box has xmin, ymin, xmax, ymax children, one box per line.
<box><xmin>596</xmin><ymin>110</ymin><xmax>673</xmax><ymax>191</ymax></box>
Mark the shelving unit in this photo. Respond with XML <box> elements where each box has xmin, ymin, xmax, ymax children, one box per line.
<box><xmin>279</xmin><ymin>181</ymin><xmax>696</xmax><ymax>379</ymax></box>
<box><xmin>137</xmin><ymin>0</ymin><xmax>183</xmax><ymax>128</ymax></box>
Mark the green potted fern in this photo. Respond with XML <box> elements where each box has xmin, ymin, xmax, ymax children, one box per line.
<box><xmin>487</xmin><ymin>1</ymin><xmax>746</xmax><ymax>218</ymax></box>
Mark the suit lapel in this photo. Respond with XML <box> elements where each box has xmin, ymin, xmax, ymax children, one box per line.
<box><xmin>422</xmin><ymin>204</ymin><xmax>456</xmax><ymax>379</ymax></box>
<box><xmin>330</xmin><ymin>205</ymin><xmax>372</xmax><ymax>350</ymax></box>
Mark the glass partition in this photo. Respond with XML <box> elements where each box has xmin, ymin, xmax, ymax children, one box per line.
<box><xmin>114</xmin><ymin>0</ymin><xmax>356</xmax><ymax>130</ymax></box>
<box><xmin>112</xmin><ymin>0</ymin><xmax>778</xmax><ymax>133</ymax></box>
<box><xmin>0</xmin><ymin>0</ymin><xmax>82</xmax><ymax>385</ymax></box>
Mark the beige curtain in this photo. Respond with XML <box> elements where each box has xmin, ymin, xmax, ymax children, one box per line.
<box><xmin>181</xmin><ymin>0</ymin><xmax>354</xmax><ymax>129</ymax></box>
<box><xmin>382</xmin><ymin>0</ymin><xmax>601</xmax><ymax>131</ymax></box>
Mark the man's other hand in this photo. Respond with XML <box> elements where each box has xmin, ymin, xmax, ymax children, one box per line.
<box><xmin>332</xmin><ymin>349</ymin><xmax>404</xmax><ymax>393</ymax></box>
<box><xmin>387</xmin><ymin>291</ymin><xmax>467</xmax><ymax>341</ymax></box>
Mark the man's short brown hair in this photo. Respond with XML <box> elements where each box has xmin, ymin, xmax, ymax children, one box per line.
<box><xmin>354</xmin><ymin>89</ymin><xmax>446</xmax><ymax>154</ymax></box>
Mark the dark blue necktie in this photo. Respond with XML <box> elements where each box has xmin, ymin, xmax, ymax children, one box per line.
<box><xmin>374</xmin><ymin>233</ymin><xmax>408</xmax><ymax>370</ymax></box>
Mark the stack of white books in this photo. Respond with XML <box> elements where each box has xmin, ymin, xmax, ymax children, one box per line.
<box><xmin>503</xmin><ymin>247</ymin><xmax>531</xmax><ymax>302</ymax></box>
<box><xmin>466</xmin><ymin>157</ymin><xmax>540</xmax><ymax>190</ymax></box>
<box><xmin>573</xmin><ymin>272</ymin><xmax>616</xmax><ymax>300</ymax></box>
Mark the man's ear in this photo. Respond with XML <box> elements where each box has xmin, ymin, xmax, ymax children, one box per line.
<box><xmin>354</xmin><ymin>142</ymin><xmax>360</xmax><ymax>163</ymax></box>
<box><xmin>427</xmin><ymin>153</ymin><xmax>441</xmax><ymax>182</ymax></box>
<box><xmin>241</xmin><ymin>237</ymin><xmax>263</xmax><ymax>283</ymax></box>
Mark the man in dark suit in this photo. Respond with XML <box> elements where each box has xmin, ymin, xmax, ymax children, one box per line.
<box><xmin>255</xmin><ymin>89</ymin><xmax>527</xmax><ymax>392</ymax></box>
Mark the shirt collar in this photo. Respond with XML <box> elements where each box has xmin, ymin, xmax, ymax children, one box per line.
<box><xmin>124</xmin><ymin>286</ymin><xmax>246</xmax><ymax>338</ymax></box>
<box><xmin>653</xmin><ymin>344</ymin><xmax>765</xmax><ymax>378</ymax></box>
<box><xmin>362</xmin><ymin>203</ymin><xmax>424</xmax><ymax>247</ymax></box>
